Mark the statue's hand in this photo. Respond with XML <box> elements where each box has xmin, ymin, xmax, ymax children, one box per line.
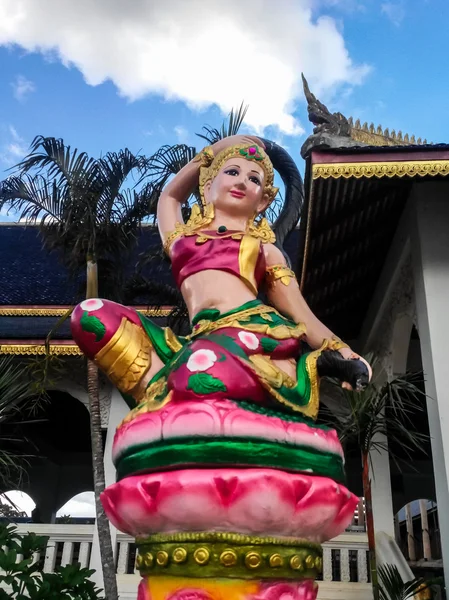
<box><xmin>317</xmin><ymin>349</ymin><xmax>372</xmax><ymax>392</ymax></box>
<box><xmin>338</xmin><ymin>349</ymin><xmax>372</xmax><ymax>391</ymax></box>
<box><xmin>211</xmin><ymin>135</ymin><xmax>265</xmax><ymax>155</ymax></box>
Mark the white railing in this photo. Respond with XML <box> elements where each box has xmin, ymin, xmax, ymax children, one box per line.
<box><xmin>9</xmin><ymin>524</ymin><xmax>372</xmax><ymax>600</ymax></box>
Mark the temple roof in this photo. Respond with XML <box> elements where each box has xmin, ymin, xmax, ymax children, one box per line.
<box><xmin>298</xmin><ymin>77</ymin><xmax>449</xmax><ymax>339</ymax></box>
<box><xmin>0</xmin><ymin>224</ymin><xmax>171</xmax><ymax>306</ymax></box>
<box><xmin>0</xmin><ymin>224</ymin><xmax>301</xmax><ymax>307</ymax></box>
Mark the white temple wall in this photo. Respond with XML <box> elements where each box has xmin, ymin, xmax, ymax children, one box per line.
<box><xmin>410</xmin><ymin>181</ymin><xmax>449</xmax><ymax>583</ymax></box>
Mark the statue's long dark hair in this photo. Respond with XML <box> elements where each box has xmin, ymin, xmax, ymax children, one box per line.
<box><xmin>262</xmin><ymin>138</ymin><xmax>305</xmax><ymax>256</ymax></box>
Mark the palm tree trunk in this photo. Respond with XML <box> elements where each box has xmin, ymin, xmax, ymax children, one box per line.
<box><xmin>362</xmin><ymin>451</ymin><xmax>379</xmax><ymax>600</ymax></box>
<box><xmin>86</xmin><ymin>257</ymin><xmax>119</xmax><ymax>600</ymax></box>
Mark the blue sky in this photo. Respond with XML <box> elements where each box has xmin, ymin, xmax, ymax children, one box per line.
<box><xmin>0</xmin><ymin>0</ymin><xmax>445</xmax><ymax>516</ymax></box>
<box><xmin>0</xmin><ymin>0</ymin><xmax>447</xmax><ymax>223</ymax></box>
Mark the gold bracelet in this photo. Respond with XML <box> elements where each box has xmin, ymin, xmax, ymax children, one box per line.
<box><xmin>266</xmin><ymin>264</ymin><xmax>296</xmax><ymax>287</ymax></box>
<box><xmin>326</xmin><ymin>336</ymin><xmax>350</xmax><ymax>351</ymax></box>
<box><xmin>192</xmin><ymin>146</ymin><xmax>214</xmax><ymax>167</ymax></box>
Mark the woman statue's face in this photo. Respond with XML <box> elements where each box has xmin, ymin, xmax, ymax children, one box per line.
<box><xmin>204</xmin><ymin>157</ymin><xmax>270</xmax><ymax>218</ymax></box>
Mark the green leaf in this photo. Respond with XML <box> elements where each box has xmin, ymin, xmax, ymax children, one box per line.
<box><xmin>216</xmin><ymin>352</ymin><xmax>226</xmax><ymax>363</ymax></box>
<box><xmin>80</xmin><ymin>311</ymin><xmax>106</xmax><ymax>342</ymax></box>
<box><xmin>206</xmin><ymin>333</ymin><xmax>247</xmax><ymax>359</ymax></box>
<box><xmin>261</xmin><ymin>337</ymin><xmax>279</xmax><ymax>353</ymax></box>
<box><xmin>187</xmin><ymin>372</ymin><xmax>227</xmax><ymax>395</ymax></box>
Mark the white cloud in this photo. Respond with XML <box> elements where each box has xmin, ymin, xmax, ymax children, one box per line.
<box><xmin>11</xmin><ymin>74</ymin><xmax>36</xmax><ymax>102</ymax></box>
<box><xmin>0</xmin><ymin>125</ymin><xmax>28</xmax><ymax>167</ymax></box>
<box><xmin>381</xmin><ymin>2</ymin><xmax>405</xmax><ymax>26</ymax></box>
<box><xmin>0</xmin><ymin>0</ymin><xmax>370</xmax><ymax>135</ymax></box>
<box><xmin>174</xmin><ymin>125</ymin><xmax>189</xmax><ymax>143</ymax></box>
<box><xmin>57</xmin><ymin>492</ymin><xmax>95</xmax><ymax>518</ymax></box>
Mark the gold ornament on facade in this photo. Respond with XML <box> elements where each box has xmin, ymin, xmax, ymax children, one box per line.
<box><xmin>269</xmin><ymin>553</ymin><xmax>284</xmax><ymax>568</ymax></box>
<box><xmin>305</xmin><ymin>554</ymin><xmax>316</xmax><ymax>569</ymax></box>
<box><xmin>245</xmin><ymin>552</ymin><xmax>262</xmax><ymax>569</ymax></box>
<box><xmin>172</xmin><ymin>547</ymin><xmax>188</xmax><ymax>564</ymax></box>
<box><xmin>0</xmin><ymin>307</ymin><xmax>172</xmax><ymax>317</ymax></box>
<box><xmin>348</xmin><ymin>116</ymin><xmax>429</xmax><ymax>147</ymax></box>
<box><xmin>290</xmin><ymin>555</ymin><xmax>304</xmax><ymax>571</ymax></box>
<box><xmin>136</xmin><ymin>530</ymin><xmax>322</xmax><ymax>550</ymax></box>
<box><xmin>156</xmin><ymin>551</ymin><xmax>169</xmax><ymax>566</ymax></box>
<box><xmin>0</xmin><ymin>343</ymin><xmax>82</xmax><ymax>356</ymax></box>
<box><xmin>143</xmin><ymin>553</ymin><xmax>154</xmax><ymax>568</ymax></box>
<box><xmin>136</xmin><ymin>553</ymin><xmax>143</xmax><ymax>568</ymax></box>
<box><xmin>312</xmin><ymin>160</ymin><xmax>449</xmax><ymax>181</ymax></box>
<box><xmin>193</xmin><ymin>547</ymin><xmax>210</xmax><ymax>565</ymax></box>
<box><xmin>220</xmin><ymin>549</ymin><xmax>238</xmax><ymax>567</ymax></box>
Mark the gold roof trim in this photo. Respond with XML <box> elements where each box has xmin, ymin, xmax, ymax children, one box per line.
<box><xmin>312</xmin><ymin>160</ymin><xmax>449</xmax><ymax>180</ymax></box>
<box><xmin>0</xmin><ymin>344</ymin><xmax>82</xmax><ymax>356</ymax></box>
<box><xmin>348</xmin><ymin>118</ymin><xmax>429</xmax><ymax>147</ymax></box>
<box><xmin>0</xmin><ymin>307</ymin><xmax>173</xmax><ymax>317</ymax></box>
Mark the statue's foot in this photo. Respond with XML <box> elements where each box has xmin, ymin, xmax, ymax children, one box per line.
<box><xmin>316</xmin><ymin>350</ymin><xmax>369</xmax><ymax>391</ymax></box>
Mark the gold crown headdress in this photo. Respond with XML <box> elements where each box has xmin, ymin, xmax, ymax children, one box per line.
<box><xmin>196</xmin><ymin>144</ymin><xmax>279</xmax><ymax>206</ymax></box>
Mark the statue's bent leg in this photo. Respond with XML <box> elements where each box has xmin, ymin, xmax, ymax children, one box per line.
<box><xmin>71</xmin><ymin>298</ymin><xmax>164</xmax><ymax>406</ymax></box>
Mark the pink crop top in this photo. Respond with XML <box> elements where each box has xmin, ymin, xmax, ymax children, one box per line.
<box><xmin>170</xmin><ymin>231</ymin><xmax>266</xmax><ymax>295</ymax></box>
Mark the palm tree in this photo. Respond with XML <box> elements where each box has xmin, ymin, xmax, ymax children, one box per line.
<box><xmin>323</xmin><ymin>361</ymin><xmax>429</xmax><ymax>600</ymax></box>
<box><xmin>0</xmin><ymin>356</ymin><xmax>38</xmax><ymax>493</ymax></box>
<box><xmin>0</xmin><ymin>138</ymin><xmax>158</xmax><ymax>600</ymax></box>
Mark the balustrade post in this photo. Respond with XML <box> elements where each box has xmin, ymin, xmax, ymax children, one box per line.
<box><xmin>61</xmin><ymin>541</ymin><xmax>74</xmax><ymax>566</ymax></box>
<box><xmin>322</xmin><ymin>547</ymin><xmax>333</xmax><ymax>582</ymax></box>
<box><xmin>357</xmin><ymin>549</ymin><xmax>368</xmax><ymax>583</ymax></box>
<box><xmin>340</xmin><ymin>548</ymin><xmax>350</xmax><ymax>582</ymax></box>
<box><xmin>117</xmin><ymin>542</ymin><xmax>130</xmax><ymax>575</ymax></box>
<box><xmin>79</xmin><ymin>542</ymin><xmax>91</xmax><ymax>568</ymax></box>
<box><xmin>419</xmin><ymin>499</ymin><xmax>432</xmax><ymax>561</ymax></box>
<box><xmin>43</xmin><ymin>541</ymin><xmax>57</xmax><ymax>573</ymax></box>
<box><xmin>405</xmin><ymin>503</ymin><xmax>416</xmax><ymax>561</ymax></box>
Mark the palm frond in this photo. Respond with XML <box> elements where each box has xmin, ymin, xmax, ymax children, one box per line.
<box><xmin>0</xmin><ymin>174</ymin><xmax>64</xmax><ymax>225</ymax></box>
<box><xmin>95</xmin><ymin>149</ymin><xmax>147</xmax><ymax>222</ymax></box>
<box><xmin>196</xmin><ymin>103</ymin><xmax>248</xmax><ymax>144</ymax></box>
<box><xmin>378</xmin><ymin>563</ymin><xmax>441</xmax><ymax>600</ymax></box>
<box><xmin>0</xmin><ymin>357</ymin><xmax>38</xmax><ymax>425</ymax></box>
<box><xmin>139</xmin><ymin>144</ymin><xmax>197</xmax><ymax>189</ymax></box>
<box><xmin>15</xmin><ymin>136</ymin><xmax>97</xmax><ymax>194</ymax></box>
<box><xmin>323</xmin><ymin>366</ymin><xmax>429</xmax><ymax>462</ymax></box>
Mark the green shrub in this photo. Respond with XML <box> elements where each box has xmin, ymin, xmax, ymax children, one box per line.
<box><xmin>0</xmin><ymin>524</ymin><xmax>104</xmax><ymax>599</ymax></box>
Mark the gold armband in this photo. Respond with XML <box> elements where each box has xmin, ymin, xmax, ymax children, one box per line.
<box><xmin>266</xmin><ymin>264</ymin><xmax>296</xmax><ymax>287</ymax></box>
<box><xmin>325</xmin><ymin>336</ymin><xmax>350</xmax><ymax>351</ymax></box>
<box><xmin>193</xmin><ymin>145</ymin><xmax>214</xmax><ymax>167</ymax></box>
<box><xmin>94</xmin><ymin>317</ymin><xmax>152</xmax><ymax>400</ymax></box>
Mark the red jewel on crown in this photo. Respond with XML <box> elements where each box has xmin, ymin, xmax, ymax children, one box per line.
<box><xmin>239</xmin><ymin>145</ymin><xmax>263</xmax><ymax>161</ymax></box>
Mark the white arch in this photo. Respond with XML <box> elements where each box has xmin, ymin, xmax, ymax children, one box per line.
<box><xmin>57</xmin><ymin>491</ymin><xmax>95</xmax><ymax>518</ymax></box>
<box><xmin>1</xmin><ymin>490</ymin><xmax>36</xmax><ymax>517</ymax></box>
